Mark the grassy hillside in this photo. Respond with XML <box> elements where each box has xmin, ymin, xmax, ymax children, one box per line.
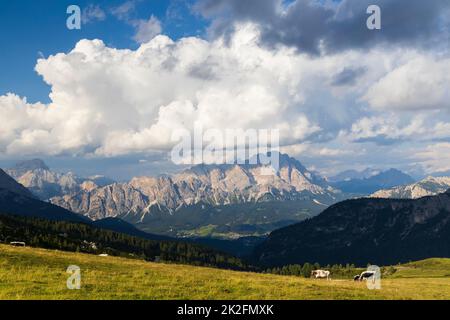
<box><xmin>1</xmin><ymin>244</ymin><xmax>450</xmax><ymax>300</ymax></box>
<box><xmin>0</xmin><ymin>214</ymin><xmax>248</xmax><ymax>270</ymax></box>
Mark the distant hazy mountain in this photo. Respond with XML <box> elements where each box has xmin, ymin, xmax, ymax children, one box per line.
<box><xmin>328</xmin><ymin>168</ymin><xmax>381</xmax><ymax>183</ymax></box>
<box><xmin>0</xmin><ymin>169</ymin><xmax>35</xmax><ymax>198</ymax></box>
<box><xmin>6</xmin><ymin>159</ymin><xmax>114</xmax><ymax>200</ymax></box>
<box><xmin>7</xmin><ymin>159</ymin><xmax>50</xmax><ymax>177</ymax></box>
<box><xmin>431</xmin><ymin>170</ymin><xmax>450</xmax><ymax>178</ymax></box>
<box><xmin>330</xmin><ymin>168</ymin><xmax>415</xmax><ymax>195</ymax></box>
<box><xmin>371</xmin><ymin>176</ymin><xmax>450</xmax><ymax>199</ymax></box>
<box><xmin>51</xmin><ymin>154</ymin><xmax>345</xmax><ymax>237</ymax></box>
<box><xmin>254</xmin><ymin>190</ymin><xmax>450</xmax><ymax>267</ymax></box>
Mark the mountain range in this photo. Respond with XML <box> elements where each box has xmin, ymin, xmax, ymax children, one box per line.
<box><xmin>370</xmin><ymin>176</ymin><xmax>450</xmax><ymax>199</ymax></box>
<box><xmin>2</xmin><ymin>156</ymin><xmax>450</xmax><ymax>267</ymax></box>
<box><xmin>254</xmin><ymin>189</ymin><xmax>450</xmax><ymax>267</ymax></box>
<box><xmin>0</xmin><ymin>173</ymin><xmax>247</xmax><ymax>269</ymax></box>
<box><xmin>6</xmin><ymin>159</ymin><xmax>114</xmax><ymax>200</ymax></box>
<box><xmin>0</xmin><ymin>169</ymin><xmax>89</xmax><ymax>223</ymax></box>
<box><xmin>3</xmin><ymin>155</ymin><xmax>423</xmax><ymax>239</ymax></box>
<box><xmin>48</xmin><ymin>154</ymin><xmax>345</xmax><ymax>237</ymax></box>
<box><xmin>328</xmin><ymin>168</ymin><xmax>382</xmax><ymax>183</ymax></box>
<box><xmin>0</xmin><ymin>168</ymin><xmax>261</xmax><ymax>257</ymax></box>
<box><xmin>0</xmin><ymin>167</ymin><xmax>210</xmax><ymax>243</ymax></box>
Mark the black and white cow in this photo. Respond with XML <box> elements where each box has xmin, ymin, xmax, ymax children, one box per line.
<box><xmin>311</xmin><ymin>270</ymin><xmax>331</xmax><ymax>280</ymax></box>
<box><xmin>356</xmin><ymin>271</ymin><xmax>376</xmax><ymax>282</ymax></box>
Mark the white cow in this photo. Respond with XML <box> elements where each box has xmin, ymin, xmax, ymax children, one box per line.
<box><xmin>311</xmin><ymin>270</ymin><xmax>331</xmax><ymax>280</ymax></box>
<box><xmin>10</xmin><ymin>241</ymin><xmax>26</xmax><ymax>247</ymax></box>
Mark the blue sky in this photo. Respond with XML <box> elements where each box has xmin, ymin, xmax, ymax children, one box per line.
<box><xmin>0</xmin><ymin>0</ymin><xmax>449</xmax><ymax>180</ymax></box>
<box><xmin>0</xmin><ymin>0</ymin><xmax>205</xmax><ymax>103</ymax></box>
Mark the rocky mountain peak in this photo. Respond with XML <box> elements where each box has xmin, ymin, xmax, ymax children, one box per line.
<box><xmin>15</xmin><ymin>158</ymin><xmax>49</xmax><ymax>171</ymax></box>
<box><xmin>50</xmin><ymin>153</ymin><xmax>342</xmax><ymax>225</ymax></box>
<box><xmin>6</xmin><ymin>159</ymin><xmax>115</xmax><ymax>201</ymax></box>
<box><xmin>278</xmin><ymin>153</ymin><xmax>306</xmax><ymax>171</ymax></box>
<box><xmin>371</xmin><ymin>176</ymin><xmax>450</xmax><ymax>199</ymax></box>
<box><xmin>8</xmin><ymin>159</ymin><xmax>50</xmax><ymax>178</ymax></box>
<box><xmin>0</xmin><ymin>169</ymin><xmax>35</xmax><ymax>198</ymax></box>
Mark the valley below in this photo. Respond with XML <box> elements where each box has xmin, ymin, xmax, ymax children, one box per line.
<box><xmin>135</xmin><ymin>200</ymin><xmax>319</xmax><ymax>239</ymax></box>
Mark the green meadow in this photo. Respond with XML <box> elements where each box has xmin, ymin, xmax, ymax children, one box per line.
<box><xmin>0</xmin><ymin>244</ymin><xmax>449</xmax><ymax>300</ymax></box>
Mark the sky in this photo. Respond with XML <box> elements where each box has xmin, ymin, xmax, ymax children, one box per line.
<box><xmin>0</xmin><ymin>0</ymin><xmax>449</xmax><ymax>180</ymax></box>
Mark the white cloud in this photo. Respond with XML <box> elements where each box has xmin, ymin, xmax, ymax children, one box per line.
<box><xmin>433</xmin><ymin>122</ymin><xmax>450</xmax><ymax>139</ymax></box>
<box><xmin>0</xmin><ymin>25</ymin><xmax>323</xmax><ymax>157</ymax></box>
<box><xmin>111</xmin><ymin>1</ymin><xmax>136</xmax><ymax>21</ymax></box>
<box><xmin>364</xmin><ymin>55</ymin><xmax>450</xmax><ymax>111</ymax></box>
<box><xmin>1</xmin><ymin>21</ymin><xmax>450</xmax><ymax>177</ymax></box>
<box><xmin>341</xmin><ymin>113</ymin><xmax>450</xmax><ymax>145</ymax></box>
<box><xmin>82</xmin><ymin>4</ymin><xmax>106</xmax><ymax>24</ymax></box>
<box><xmin>344</xmin><ymin>115</ymin><xmax>427</xmax><ymax>143</ymax></box>
<box><xmin>110</xmin><ymin>2</ymin><xmax>163</xmax><ymax>44</ymax></box>
<box><xmin>414</xmin><ymin>143</ymin><xmax>450</xmax><ymax>173</ymax></box>
<box><xmin>133</xmin><ymin>16</ymin><xmax>162</xmax><ymax>44</ymax></box>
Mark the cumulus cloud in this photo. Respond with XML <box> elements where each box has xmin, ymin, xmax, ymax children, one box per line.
<box><xmin>0</xmin><ymin>25</ymin><xmax>326</xmax><ymax>157</ymax></box>
<box><xmin>1</xmin><ymin>16</ymin><xmax>449</xmax><ymax>177</ymax></box>
<box><xmin>364</xmin><ymin>55</ymin><xmax>450</xmax><ymax>111</ymax></box>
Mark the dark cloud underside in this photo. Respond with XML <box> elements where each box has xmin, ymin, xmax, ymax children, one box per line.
<box><xmin>195</xmin><ymin>0</ymin><xmax>450</xmax><ymax>54</ymax></box>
